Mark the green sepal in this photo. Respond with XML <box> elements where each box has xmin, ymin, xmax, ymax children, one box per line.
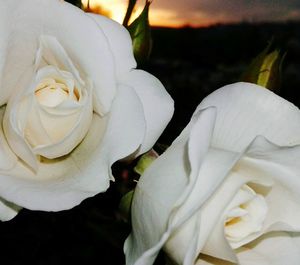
<box><xmin>134</xmin><ymin>149</ymin><xmax>158</xmax><ymax>175</ymax></box>
<box><xmin>118</xmin><ymin>190</ymin><xmax>134</xmax><ymax>223</ymax></box>
<box><xmin>128</xmin><ymin>1</ymin><xmax>152</xmax><ymax>66</ymax></box>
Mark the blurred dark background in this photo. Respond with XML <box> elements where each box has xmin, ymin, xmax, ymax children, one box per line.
<box><xmin>148</xmin><ymin>22</ymin><xmax>300</xmax><ymax>143</ymax></box>
<box><xmin>1</xmin><ymin>17</ymin><xmax>299</xmax><ymax>265</ymax></box>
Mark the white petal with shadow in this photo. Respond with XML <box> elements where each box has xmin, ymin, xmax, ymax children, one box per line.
<box><xmin>236</xmin><ymin>232</ymin><xmax>300</xmax><ymax>265</ymax></box>
<box><xmin>120</xmin><ymin>70</ymin><xmax>174</xmax><ymax>156</ymax></box>
<box><xmin>0</xmin><ymin>198</ymin><xmax>21</xmax><ymax>222</ymax></box>
<box><xmin>0</xmin><ymin>0</ymin><xmax>116</xmax><ymax>115</ymax></box>
<box><xmin>0</xmin><ymin>85</ymin><xmax>145</xmax><ymax>211</ymax></box>
<box><xmin>197</xmin><ymin>82</ymin><xmax>300</xmax><ymax>151</ymax></box>
<box><xmin>125</xmin><ymin>107</ymin><xmax>217</xmax><ymax>265</ymax></box>
<box><xmin>87</xmin><ymin>14</ymin><xmax>137</xmax><ymax>77</ymax></box>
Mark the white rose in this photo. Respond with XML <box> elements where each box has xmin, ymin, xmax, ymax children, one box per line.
<box><xmin>125</xmin><ymin>82</ymin><xmax>300</xmax><ymax>265</ymax></box>
<box><xmin>0</xmin><ymin>0</ymin><xmax>173</xmax><ymax>221</ymax></box>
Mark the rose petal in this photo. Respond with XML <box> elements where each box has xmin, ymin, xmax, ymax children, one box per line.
<box><xmin>0</xmin><ymin>0</ymin><xmax>13</xmax><ymax>106</ymax></box>
<box><xmin>87</xmin><ymin>14</ymin><xmax>137</xmax><ymax>77</ymax></box>
<box><xmin>0</xmin><ymin>108</ymin><xmax>18</xmax><ymax>171</ymax></box>
<box><xmin>32</xmin><ymin>103</ymin><xmax>92</xmax><ymax>159</ymax></box>
<box><xmin>192</xmin><ymin>169</ymin><xmax>260</xmax><ymax>262</ymax></box>
<box><xmin>197</xmin><ymin>82</ymin><xmax>300</xmax><ymax>152</ymax></box>
<box><xmin>3</xmin><ymin>68</ymin><xmax>39</xmax><ymax>171</ymax></box>
<box><xmin>125</xmin><ymin>107</ymin><xmax>218</xmax><ymax>265</ymax></box>
<box><xmin>35</xmin><ymin>35</ymin><xmax>84</xmax><ymax>85</ymax></box>
<box><xmin>195</xmin><ymin>232</ymin><xmax>300</xmax><ymax>265</ymax></box>
<box><xmin>196</xmin><ymin>255</ymin><xmax>233</xmax><ymax>265</ymax></box>
<box><xmin>86</xmin><ymin>15</ymin><xmax>174</xmax><ymax>154</ymax></box>
<box><xmin>125</xmin><ymin>121</ymin><xmax>192</xmax><ymax>265</ymax></box>
<box><xmin>0</xmin><ymin>85</ymin><xmax>145</xmax><ymax>211</ymax></box>
<box><xmin>165</xmin><ymin>150</ymin><xmax>243</xmax><ymax>265</ymax></box>
<box><xmin>32</xmin><ymin>81</ymin><xmax>93</xmax><ymax>158</ymax></box>
<box><xmin>0</xmin><ymin>198</ymin><xmax>20</xmax><ymax>222</ymax></box>
<box><xmin>0</xmin><ymin>0</ymin><xmax>116</xmax><ymax>114</ymax></box>
<box><xmin>23</xmin><ymin>97</ymin><xmax>53</xmax><ymax>147</ymax></box>
<box><xmin>236</xmin><ymin>232</ymin><xmax>300</xmax><ymax>265</ymax></box>
<box><xmin>196</xmin><ymin>136</ymin><xmax>300</xmax><ymax>264</ymax></box>
<box><xmin>238</xmin><ymin>136</ymin><xmax>300</xmax><ymax>233</ymax></box>
<box><xmin>120</xmin><ymin>70</ymin><xmax>174</xmax><ymax>155</ymax></box>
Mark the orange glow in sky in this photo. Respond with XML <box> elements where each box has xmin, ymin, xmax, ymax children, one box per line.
<box><xmin>82</xmin><ymin>0</ymin><xmax>127</xmax><ymax>24</ymax></box>
<box><xmin>81</xmin><ymin>0</ymin><xmax>203</xmax><ymax>28</ymax></box>
<box><xmin>82</xmin><ymin>0</ymin><xmax>300</xmax><ymax>28</ymax></box>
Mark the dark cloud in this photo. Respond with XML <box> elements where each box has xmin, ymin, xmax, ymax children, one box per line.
<box><xmin>141</xmin><ymin>0</ymin><xmax>300</xmax><ymax>25</ymax></box>
<box><xmin>195</xmin><ymin>0</ymin><xmax>300</xmax><ymax>22</ymax></box>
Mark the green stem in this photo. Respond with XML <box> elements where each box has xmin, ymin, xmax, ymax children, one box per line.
<box><xmin>123</xmin><ymin>0</ymin><xmax>138</xmax><ymax>27</ymax></box>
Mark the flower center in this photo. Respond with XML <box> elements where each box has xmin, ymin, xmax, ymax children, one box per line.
<box><xmin>224</xmin><ymin>184</ymin><xmax>268</xmax><ymax>249</ymax></box>
<box><xmin>23</xmin><ymin>65</ymin><xmax>89</xmax><ymax>155</ymax></box>
<box><xmin>35</xmin><ymin>78</ymin><xmax>78</xmax><ymax>107</ymax></box>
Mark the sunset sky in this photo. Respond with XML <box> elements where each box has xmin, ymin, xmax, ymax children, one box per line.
<box><xmin>82</xmin><ymin>0</ymin><xmax>300</xmax><ymax>27</ymax></box>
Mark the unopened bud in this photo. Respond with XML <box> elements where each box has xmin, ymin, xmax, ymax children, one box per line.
<box><xmin>134</xmin><ymin>149</ymin><xmax>159</xmax><ymax>175</ymax></box>
<box><xmin>241</xmin><ymin>42</ymin><xmax>285</xmax><ymax>91</ymax></box>
<box><xmin>128</xmin><ymin>1</ymin><xmax>152</xmax><ymax>66</ymax></box>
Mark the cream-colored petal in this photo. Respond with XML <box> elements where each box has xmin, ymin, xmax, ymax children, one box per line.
<box><xmin>3</xmin><ymin>69</ymin><xmax>38</xmax><ymax>171</ymax></box>
<box><xmin>238</xmin><ymin>136</ymin><xmax>300</xmax><ymax>233</ymax></box>
<box><xmin>24</xmin><ymin>97</ymin><xmax>53</xmax><ymax>147</ymax></box>
<box><xmin>0</xmin><ymin>84</ymin><xmax>145</xmax><ymax>211</ymax></box>
<box><xmin>0</xmin><ymin>107</ymin><xmax>18</xmax><ymax>171</ymax></box>
<box><xmin>196</xmin><ymin>255</ymin><xmax>234</xmax><ymax>265</ymax></box>
<box><xmin>199</xmin><ymin>136</ymin><xmax>300</xmax><ymax>264</ymax></box>
<box><xmin>87</xmin><ymin>14</ymin><xmax>137</xmax><ymax>78</ymax></box>
<box><xmin>237</xmin><ymin>232</ymin><xmax>300</xmax><ymax>265</ymax></box>
<box><xmin>0</xmin><ymin>198</ymin><xmax>21</xmax><ymax>222</ymax></box>
<box><xmin>87</xmin><ymin>15</ymin><xmax>174</xmax><ymax>153</ymax></box>
<box><xmin>119</xmin><ymin>70</ymin><xmax>174</xmax><ymax>156</ymax></box>
<box><xmin>165</xmin><ymin>153</ymin><xmax>244</xmax><ymax>265</ymax></box>
<box><xmin>197</xmin><ymin>82</ymin><xmax>300</xmax><ymax>152</ymax></box>
<box><xmin>32</xmin><ymin>84</ymin><xmax>93</xmax><ymax>159</ymax></box>
<box><xmin>0</xmin><ymin>0</ymin><xmax>14</xmax><ymax>106</ymax></box>
<box><xmin>0</xmin><ymin>0</ymin><xmax>116</xmax><ymax>114</ymax></box>
<box><xmin>125</xmin><ymin>107</ymin><xmax>217</xmax><ymax>265</ymax></box>
<box><xmin>35</xmin><ymin>35</ymin><xmax>84</xmax><ymax>85</ymax></box>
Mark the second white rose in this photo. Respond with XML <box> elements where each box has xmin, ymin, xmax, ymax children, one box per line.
<box><xmin>125</xmin><ymin>82</ymin><xmax>300</xmax><ymax>265</ymax></box>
